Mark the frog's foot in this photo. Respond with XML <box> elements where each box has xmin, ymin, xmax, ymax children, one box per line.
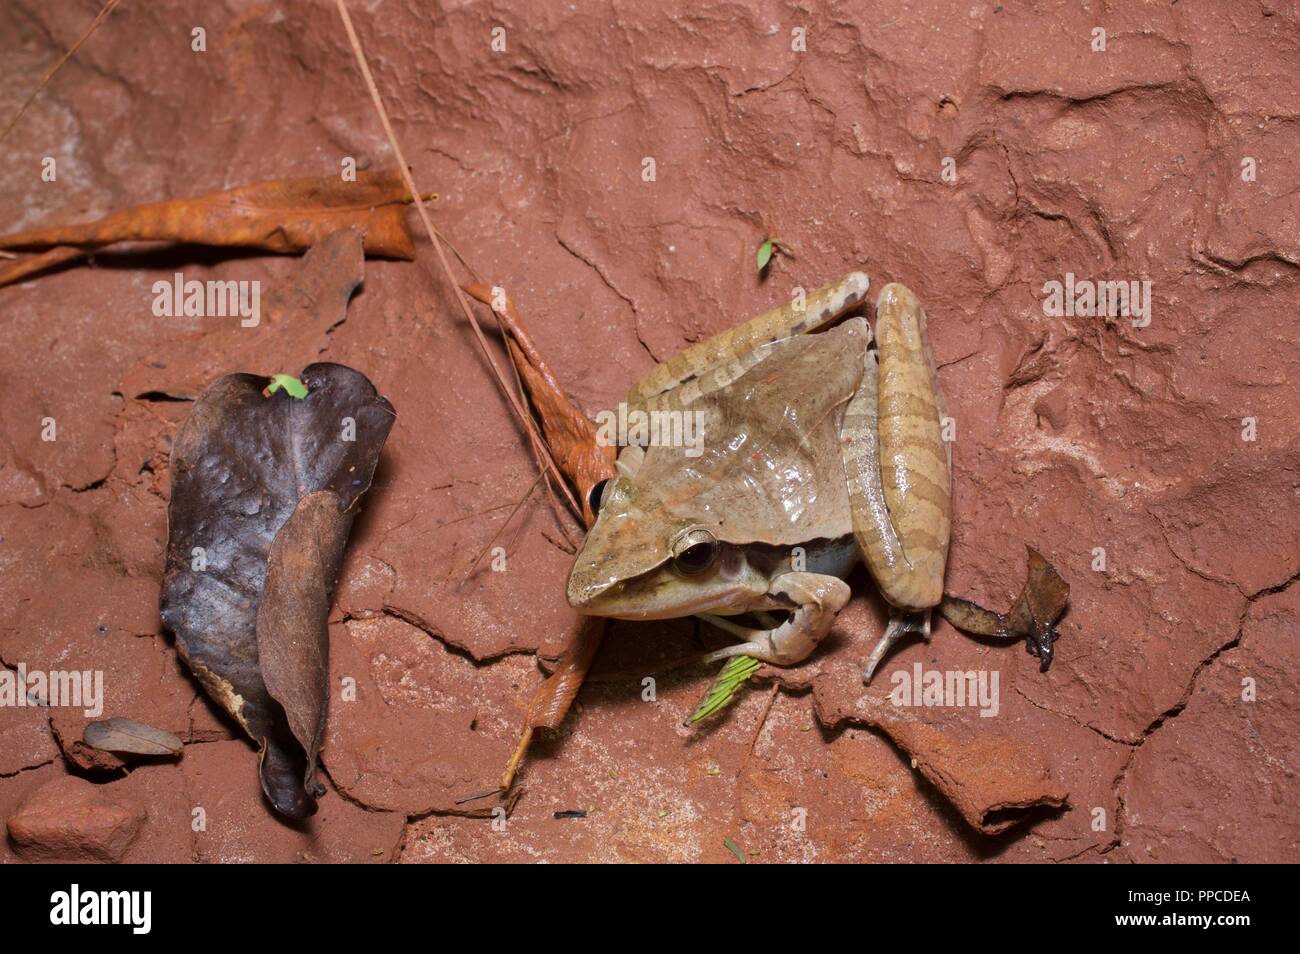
<box><xmin>701</xmin><ymin>573</ymin><xmax>850</xmax><ymax>667</ymax></box>
<box><xmin>862</xmin><ymin>608</ymin><xmax>931</xmax><ymax>684</ymax></box>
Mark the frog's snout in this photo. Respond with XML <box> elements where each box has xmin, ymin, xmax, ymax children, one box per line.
<box><xmin>566</xmin><ymin>553</ymin><xmax>646</xmax><ymax>616</ymax></box>
<box><xmin>564</xmin><ymin>566</ymin><xmax>603</xmax><ymax>613</ymax></box>
<box><xmin>566</xmin><ymin>559</ymin><xmax>611</xmax><ymax>614</ymax></box>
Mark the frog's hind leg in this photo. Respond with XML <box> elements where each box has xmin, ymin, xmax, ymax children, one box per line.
<box><xmin>628</xmin><ymin>273</ymin><xmax>871</xmax><ymax>413</ymax></box>
<box><xmin>700</xmin><ymin>572</ymin><xmax>850</xmax><ymax>667</ymax></box>
<box><xmin>841</xmin><ymin>347</ymin><xmax>919</xmax><ymax>680</ymax></box>
<box><xmin>863</xmin><ymin>608</ymin><xmax>931</xmax><ymax>682</ymax></box>
<box><xmin>841</xmin><ymin>284</ymin><xmax>952</xmax><ymax>683</ymax></box>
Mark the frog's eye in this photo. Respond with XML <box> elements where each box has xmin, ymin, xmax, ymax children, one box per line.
<box><xmin>672</xmin><ymin>528</ymin><xmax>718</xmax><ymax>576</ymax></box>
<box><xmin>587</xmin><ymin>479</ymin><xmax>612</xmax><ymax>514</ymax></box>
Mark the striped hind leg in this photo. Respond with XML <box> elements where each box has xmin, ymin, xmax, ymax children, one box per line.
<box><xmin>841</xmin><ymin>284</ymin><xmax>952</xmax><ymax>682</ymax></box>
<box><xmin>627</xmin><ymin>273</ymin><xmax>872</xmax><ymax>414</ymax></box>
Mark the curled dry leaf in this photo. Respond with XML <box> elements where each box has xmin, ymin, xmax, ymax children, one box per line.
<box><xmin>83</xmin><ymin>717</ymin><xmax>183</xmax><ymax>757</ymax></box>
<box><xmin>461</xmin><ymin>284</ymin><xmax>617</xmax><ymax>792</ymax></box>
<box><xmin>161</xmin><ymin>363</ymin><xmax>395</xmax><ymax>818</ymax></box>
<box><xmin>0</xmin><ymin>169</ymin><xmax>431</xmax><ymax>288</ymax></box>
<box><xmin>463</xmin><ymin>282</ymin><xmax>614</xmax><ymax>525</ymax></box>
<box><xmin>257</xmin><ymin>490</ymin><xmax>348</xmax><ymax>803</ymax></box>
<box><xmin>941</xmin><ymin>546</ymin><xmax>1070</xmax><ymax>672</ymax></box>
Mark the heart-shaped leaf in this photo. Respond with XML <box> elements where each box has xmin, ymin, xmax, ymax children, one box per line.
<box><xmin>161</xmin><ymin>363</ymin><xmax>395</xmax><ymax>818</ymax></box>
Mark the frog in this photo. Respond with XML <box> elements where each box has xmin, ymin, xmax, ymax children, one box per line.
<box><xmin>565</xmin><ymin>273</ymin><xmax>952</xmax><ymax>682</ymax></box>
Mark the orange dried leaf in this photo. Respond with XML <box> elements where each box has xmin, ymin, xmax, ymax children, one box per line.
<box><xmin>463</xmin><ymin>282</ymin><xmax>616</xmax><ymax>526</ymax></box>
<box><xmin>0</xmin><ymin>246</ymin><xmax>84</xmax><ymax>286</ymax></box>
<box><xmin>0</xmin><ymin>170</ymin><xmax>432</xmax><ymax>288</ymax></box>
<box><xmin>464</xmin><ymin>284</ymin><xmax>617</xmax><ymax>791</ymax></box>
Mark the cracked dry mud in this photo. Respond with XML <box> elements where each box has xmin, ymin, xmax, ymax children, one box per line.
<box><xmin>1</xmin><ymin>0</ymin><xmax>1296</xmax><ymax>863</ymax></box>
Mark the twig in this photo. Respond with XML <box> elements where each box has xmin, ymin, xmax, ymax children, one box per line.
<box><xmin>460</xmin><ymin>466</ymin><xmax>547</xmax><ymax>579</ymax></box>
<box><xmin>749</xmin><ymin>683</ymin><xmax>780</xmax><ymax>755</ymax></box>
<box><xmin>0</xmin><ymin>0</ymin><xmax>122</xmax><ymax>144</ymax></box>
<box><xmin>332</xmin><ymin>0</ymin><xmax>575</xmax><ymax>515</ymax></box>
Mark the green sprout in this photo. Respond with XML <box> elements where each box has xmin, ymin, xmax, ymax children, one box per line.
<box><xmin>264</xmin><ymin>373</ymin><xmax>309</xmax><ymax>399</ymax></box>
<box><xmin>756</xmin><ymin>237</ymin><xmax>792</xmax><ymax>272</ymax></box>
<box><xmin>686</xmin><ymin>654</ymin><xmax>761</xmax><ymax>725</ymax></box>
<box><xmin>724</xmin><ymin>837</ymin><xmax>748</xmax><ymax>864</ymax></box>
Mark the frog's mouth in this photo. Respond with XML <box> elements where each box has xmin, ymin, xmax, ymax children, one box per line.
<box><xmin>567</xmin><ymin>557</ymin><xmax>783</xmax><ymax>621</ymax></box>
<box><xmin>571</xmin><ymin>579</ymin><xmax>769</xmax><ymax>621</ymax></box>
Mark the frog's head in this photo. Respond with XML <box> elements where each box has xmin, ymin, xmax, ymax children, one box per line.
<box><xmin>566</xmin><ymin>446</ymin><xmax>772</xmax><ymax>620</ymax></box>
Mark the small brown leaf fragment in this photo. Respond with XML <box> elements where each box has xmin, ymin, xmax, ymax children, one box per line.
<box><xmin>83</xmin><ymin>717</ymin><xmax>183</xmax><ymax>756</ymax></box>
<box><xmin>1023</xmin><ymin>547</ymin><xmax>1071</xmax><ymax>629</ymax></box>
<box><xmin>940</xmin><ymin>545</ymin><xmax>1070</xmax><ymax>671</ymax></box>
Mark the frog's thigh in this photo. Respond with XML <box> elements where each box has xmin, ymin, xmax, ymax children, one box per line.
<box><xmin>702</xmin><ymin>572</ymin><xmax>850</xmax><ymax>666</ymax></box>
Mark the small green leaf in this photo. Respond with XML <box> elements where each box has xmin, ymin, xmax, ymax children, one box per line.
<box><xmin>687</xmin><ymin>654</ymin><xmax>761</xmax><ymax>725</ymax></box>
<box><xmin>724</xmin><ymin>837</ymin><xmax>748</xmax><ymax>864</ymax></box>
<box><xmin>266</xmin><ymin>373</ymin><xmax>309</xmax><ymax>399</ymax></box>
<box><xmin>756</xmin><ymin>239</ymin><xmax>775</xmax><ymax>271</ymax></box>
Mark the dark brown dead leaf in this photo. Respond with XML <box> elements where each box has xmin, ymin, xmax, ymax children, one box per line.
<box><xmin>161</xmin><ymin>363</ymin><xmax>395</xmax><ymax>818</ymax></box>
<box><xmin>941</xmin><ymin>546</ymin><xmax>1070</xmax><ymax>672</ymax></box>
<box><xmin>83</xmin><ymin>717</ymin><xmax>183</xmax><ymax>756</ymax></box>
<box><xmin>0</xmin><ymin>170</ymin><xmax>431</xmax><ymax>288</ymax></box>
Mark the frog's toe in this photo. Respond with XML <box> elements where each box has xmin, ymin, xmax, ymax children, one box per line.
<box><xmin>700</xmin><ymin>615</ymin><xmax>800</xmax><ymax>666</ymax></box>
<box><xmin>863</xmin><ymin>609</ymin><xmax>932</xmax><ymax>683</ymax></box>
<box><xmin>701</xmin><ymin>635</ymin><xmax>773</xmax><ymax>664</ymax></box>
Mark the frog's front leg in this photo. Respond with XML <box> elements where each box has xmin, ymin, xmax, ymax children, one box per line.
<box><xmin>700</xmin><ymin>572</ymin><xmax>850</xmax><ymax>666</ymax></box>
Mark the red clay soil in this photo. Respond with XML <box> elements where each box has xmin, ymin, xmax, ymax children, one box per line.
<box><xmin>1</xmin><ymin>0</ymin><xmax>1296</xmax><ymax>863</ymax></box>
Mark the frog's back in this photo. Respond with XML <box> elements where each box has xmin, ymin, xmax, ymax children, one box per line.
<box><xmin>626</xmin><ymin>317</ymin><xmax>869</xmax><ymax>547</ymax></box>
